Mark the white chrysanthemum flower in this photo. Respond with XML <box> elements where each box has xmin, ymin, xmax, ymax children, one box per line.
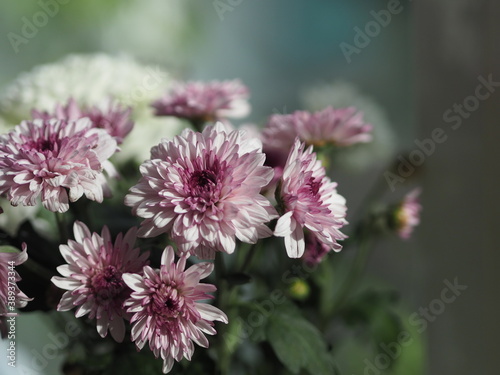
<box><xmin>300</xmin><ymin>81</ymin><xmax>396</xmax><ymax>170</ymax></box>
<box><xmin>0</xmin><ymin>53</ymin><xmax>185</xmax><ymax>163</ymax></box>
<box><xmin>0</xmin><ymin>54</ymin><xmax>164</xmax><ymax>121</ymax></box>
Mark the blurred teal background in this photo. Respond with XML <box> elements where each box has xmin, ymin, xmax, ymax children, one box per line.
<box><xmin>0</xmin><ymin>0</ymin><xmax>413</xmax><ymax>140</ymax></box>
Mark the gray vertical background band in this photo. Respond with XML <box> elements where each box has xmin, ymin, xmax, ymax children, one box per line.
<box><xmin>416</xmin><ymin>0</ymin><xmax>499</xmax><ymax>373</ymax></box>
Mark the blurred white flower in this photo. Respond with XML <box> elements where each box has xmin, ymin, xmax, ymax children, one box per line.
<box><xmin>0</xmin><ymin>54</ymin><xmax>165</xmax><ymax>121</ymax></box>
<box><xmin>115</xmin><ymin>114</ymin><xmax>186</xmax><ymax>165</ymax></box>
<box><xmin>300</xmin><ymin>81</ymin><xmax>396</xmax><ymax>170</ymax></box>
<box><xmin>0</xmin><ymin>200</ymin><xmax>50</xmax><ymax>238</ymax></box>
<box><xmin>0</xmin><ymin>53</ymin><xmax>184</xmax><ymax>163</ymax></box>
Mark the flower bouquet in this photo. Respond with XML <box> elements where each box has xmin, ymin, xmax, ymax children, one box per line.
<box><xmin>0</xmin><ymin>54</ymin><xmax>421</xmax><ymax>375</ymax></box>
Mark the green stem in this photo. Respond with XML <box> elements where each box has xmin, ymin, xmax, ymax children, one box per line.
<box><xmin>331</xmin><ymin>236</ymin><xmax>372</xmax><ymax>315</ymax></box>
<box><xmin>214</xmin><ymin>255</ymin><xmax>230</xmax><ymax>375</ymax></box>
<box><xmin>23</xmin><ymin>258</ymin><xmax>54</xmax><ymax>282</ymax></box>
<box><xmin>239</xmin><ymin>243</ymin><xmax>259</xmax><ymax>274</ymax></box>
<box><xmin>70</xmin><ymin>199</ymin><xmax>92</xmax><ymax>228</ymax></box>
<box><xmin>55</xmin><ymin>212</ymin><xmax>68</xmax><ymax>244</ymax></box>
<box><xmin>189</xmin><ymin>118</ymin><xmax>207</xmax><ymax>132</ymax></box>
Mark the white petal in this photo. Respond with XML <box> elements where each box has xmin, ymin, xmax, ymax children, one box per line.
<box><xmin>109</xmin><ymin>318</ymin><xmax>125</xmax><ymax>343</ymax></box>
<box><xmin>161</xmin><ymin>246</ymin><xmax>175</xmax><ymax>267</ymax></box>
<box><xmin>51</xmin><ymin>276</ymin><xmax>81</xmax><ymax>290</ymax></box>
<box><xmin>122</xmin><ymin>273</ymin><xmax>144</xmax><ymax>292</ymax></box>
<box><xmin>185</xmin><ymin>262</ymin><xmax>214</xmax><ymax>280</ymax></box>
<box><xmin>196</xmin><ymin>303</ymin><xmax>228</xmax><ymax>323</ymax></box>
<box><xmin>274</xmin><ymin>211</ymin><xmax>293</xmax><ymax>237</ymax></box>
<box><xmin>284</xmin><ymin>224</ymin><xmax>305</xmax><ymax>258</ymax></box>
<box><xmin>73</xmin><ymin>221</ymin><xmax>91</xmax><ymax>243</ymax></box>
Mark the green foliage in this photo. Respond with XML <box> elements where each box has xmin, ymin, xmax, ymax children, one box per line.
<box><xmin>341</xmin><ymin>289</ymin><xmax>403</xmax><ymax>369</ymax></box>
<box><xmin>332</xmin><ymin>306</ymin><xmax>426</xmax><ymax>375</ymax></box>
<box><xmin>0</xmin><ymin>245</ymin><xmax>20</xmax><ymax>253</ymax></box>
<box><xmin>266</xmin><ymin>303</ymin><xmax>336</xmax><ymax>375</ymax></box>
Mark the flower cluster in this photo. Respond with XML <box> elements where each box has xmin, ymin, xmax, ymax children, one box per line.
<box><xmin>52</xmin><ymin>222</ymin><xmax>226</xmax><ymax>372</ymax></box>
<box><xmin>0</xmin><ymin>62</ymin><xmax>423</xmax><ymax>374</ymax></box>
<box><xmin>0</xmin><ymin>53</ymin><xmax>179</xmax><ymax>165</ymax></box>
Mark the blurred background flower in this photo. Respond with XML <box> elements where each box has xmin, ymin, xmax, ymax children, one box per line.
<box><xmin>300</xmin><ymin>80</ymin><xmax>396</xmax><ymax>171</ymax></box>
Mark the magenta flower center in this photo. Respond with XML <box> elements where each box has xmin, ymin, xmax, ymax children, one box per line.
<box><xmin>287</xmin><ymin>176</ymin><xmax>326</xmax><ymax>220</ymax></box>
<box><xmin>151</xmin><ymin>284</ymin><xmax>184</xmax><ymax>325</ymax></box>
<box><xmin>91</xmin><ymin>265</ymin><xmax>125</xmax><ymax>303</ymax></box>
<box><xmin>184</xmin><ymin>160</ymin><xmax>225</xmax><ymax>212</ymax></box>
<box><xmin>24</xmin><ymin>134</ymin><xmax>61</xmax><ymax>156</ymax></box>
<box><xmin>306</xmin><ymin>177</ymin><xmax>321</xmax><ymax>196</ymax></box>
<box><xmin>90</xmin><ymin>114</ymin><xmax>108</xmax><ymax>129</ymax></box>
<box><xmin>296</xmin><ymin>176</ymin><xmax>322</xmax><ymax>203</ymax></box>
<box><xmin>190</xmin><ymin>170</ymin><xmax>217</xmax><ymax>193</ymax></box>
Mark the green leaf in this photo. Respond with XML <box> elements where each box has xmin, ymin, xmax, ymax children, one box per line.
<box><xmin>370</xmin><ymin>310</ymin><xmax>403</xmax><ymax>348</ymax></box>
<box><xmin>236</xmin><ymin>301</ymin><xmax>275</xmax><ymax>343</ymax></box>
<box><xmin>266</xmin><ymin>304</ymin><xmax>335</xmax><ymax>375</ymax></box>
<box><xmin>0</xmin><ymin>245</ymin><xmax>21</xmax><ymax>254</ymax></box>
<box><xmin>340</xmin><ymin>289</ymin><xmax>404</xmax><ymax>370</ymax></box>
<box><xmin>341</xmin><ymin>289</ymin><xmax>399</xmax><ymax>327</ymax></box>
<box><xmin>313</xmin><ymin>256</ymin><xmax>340</xmax><ymax>317</ymax></box>
<box><xmin>389</xmin><ymin>310</ymin><xmax>426</xmax><ymax>375</ymax></box>
<box><xmin>332</xmin><ymin>307</ymin><xmax>426</xmax><ymax>375</ymax></box>
<box><xmin>221</xmin><ymin>308</ymin><xmax>248</xmax><ymax>355</ymax></box>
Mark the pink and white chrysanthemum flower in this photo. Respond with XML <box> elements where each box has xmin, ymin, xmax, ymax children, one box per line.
<box><xmin>51</xmin><ymin>221</ymin><xmax>149</xmax><ymax>342</ymax></box>
<box><xmin>125</xmin><ymin>122</ymin><xmax>277</xmax><ymax>259</ymax></box>
<box><xmin>0</xmin><ymin>118</ymin><xmax>117</xmax><ymax>213</ymax></box>
<box><xmin>0</xmin><ymin>244</ymin><xmax>31</xmax><ymax>317</ymax></box>
<box><xmin>32</xmin><ymin>97</ymin><xmax>134</xmax><ymax>145</ymax></box>
<box><xmin>275</xmin><ymin>139</ymin><xmax>348</xmax><ymax>258</ymax></box>
<box><xmin>262</xmin><ymin>107</ymin><xmax>372</xmax><ymax>165</ymax></box>
<box><xmin>123</xmin><ymin>246</ymin><xmax>228</xmax><ymax>374</ymax></box>
<box><xmin>395</xmin><ymin>188</ymin><xmax>422</xmax><ymax>239</ymax></box>
<box><xmin>152</xmin><ymin>80</ymin><xmax>250</xmax><ymax>122</ymax></box>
